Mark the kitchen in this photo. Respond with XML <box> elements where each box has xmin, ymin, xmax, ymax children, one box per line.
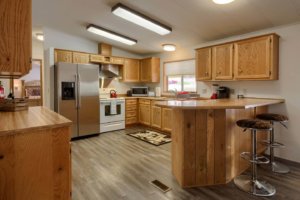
<box><xmin>1</xmin><ymin>0</ymin><xmax>300</xmax><ymax>199</ymax></box>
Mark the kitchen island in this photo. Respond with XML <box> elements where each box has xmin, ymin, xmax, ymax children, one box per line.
<box><xmin>0</xmin><ymin>106</ymin><xmax>72</xmax><ymax>200</ymax></box>
<box><xmin>156</xmin><ymin>98</ymin><xmax>284</xmax><ymax>188</ymax></box>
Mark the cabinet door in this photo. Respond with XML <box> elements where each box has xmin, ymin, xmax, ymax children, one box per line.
<box><xmin>140</xmin><ymin>58</ymin><xmax>152</xmax><ymax>82</ymax></box>
<box><xmin>55</xmin><ymin>50</ymin><xmax>73</xmax><ymax>63</ymax></box>
<box><xmin>0</xmin><ymin>0</ymin><xmax>32</xmax><ymax>77</ymax></box>
<box><xmin>122</xmin><ymin>59</ymin><xmax>140</xmax><ymax>82</ymax></box>
<box><xmin>111</xmin><ymin>57</ymin><xmax>124</xmax><ymax>65</ymax></box>
<box><xmin>0</xmin><ymin>135</ymin><xmax>15</xmax><ymax>200</ymax></box>
<box><xmin>196</xmin><ymin>48</ymin><xmax>212</xmax><ymax>80</ymax></box>
<box><xmin>162</xmin><ymin>108</ymin><xmax>172</xmax><ymax>132</ymax></box>
<box><xmin>139</xmin><ymin>104</ymin><xmax>151</xmax><ymax>125</ymax></box>
<box><xmin>73</xmin><ymin>52</ymin><xmax>90</xmax><ymax>64</ymax></box>
<box><xmin>234</xmin><ymin>36</ymin><xmax>272</xmax><ymax>79</ymax></box>
<box><xmin>151</xmin><ymin>104</ymin><xmax>162</xmax><ymax>129</ymax></box>
<box><xmin>213</xmin><ymin>44</ymin><xmax>233</xmax><ymax>80</ymax></box>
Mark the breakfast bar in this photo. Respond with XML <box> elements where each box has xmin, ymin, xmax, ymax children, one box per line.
<box><xmin>156</xmin><ymin>98</ymin><xmax>284</xmax><ymax>188</ymax></box>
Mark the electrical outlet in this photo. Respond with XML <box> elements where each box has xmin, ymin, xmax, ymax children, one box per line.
<box><xmin>230</xmin><ymin>89</ymin><xmax>235</xmax><ymax>94</ymax></box>
<box><xmin>202</xmin><ymin>89</ymin><xmax>207</xmax><ymax>94</ymax></box>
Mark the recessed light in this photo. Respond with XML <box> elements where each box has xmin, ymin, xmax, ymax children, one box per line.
<box><xmin>112</xmin><ymin>3</ymin><xmax>172</xmax><ymax>35</ymax></box>
<box><xmin>163</xmin><ymin>44</ymin><xmax>176</xmax><ymax>52</ymax></box>
<box><xmin>36</xmin><ymin>33</ymin><xmax>44</xmax><ymax>41</ymax></box>
<box><xmin>86</xmin><ymin>24</ymin><xmax>137</xmax><ymax>46</ymax></box>
<box><xmin>213</xmin><ymin>0</ymin><xmax>235</xmax><ymax>4</ymax></box>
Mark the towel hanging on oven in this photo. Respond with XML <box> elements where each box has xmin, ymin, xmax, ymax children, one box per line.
<box><xmin>110</xmin><ymin>99</ymin><xmax>117</xmax><ymax>115</ymax></box>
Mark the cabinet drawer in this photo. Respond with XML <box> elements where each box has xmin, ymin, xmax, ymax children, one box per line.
<box><xmin>126</xmin><ymin>117</ymin><xmax>137</xmax><ymax>125</ymax></box>
<box><xmin>139</xmin><ymin>99</ymin><xmax>151</xmax><ymax>105</ymax></box>
<box><xmin>126</xmin><ymin>110</ymin><xmax>137</xmax><ymax>118</ymax></box>
<box><xmin>126</xmin><ymin>105</ymin><xmax>137</xmax><ymax>111</ymax></box>
<box><xmin>126</xmin><ymin>99</ymin><xmax>137</xmax><ymax>105</ymax></box>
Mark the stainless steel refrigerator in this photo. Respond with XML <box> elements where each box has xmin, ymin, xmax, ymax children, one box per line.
<box><xmin>55</xmin><ymin>62</ymin><xmax>100</xmax><ymax>138</ymax></box>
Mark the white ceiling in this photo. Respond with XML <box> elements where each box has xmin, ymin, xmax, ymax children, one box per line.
<box><xmin>32</xmin><ymin>0</ymin><xmax>300</xmax><ymax>54</ymax></box>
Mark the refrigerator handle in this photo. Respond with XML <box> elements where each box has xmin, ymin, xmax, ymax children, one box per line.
<box><xmin>75</xmin><ymin>74</ymin><xmax>78</xmax><ymax>109</ymax></box>
<box><xmin>78</xmin><ymin>74</ymin><xmax>81</xmax><ymax>109</ymax></box>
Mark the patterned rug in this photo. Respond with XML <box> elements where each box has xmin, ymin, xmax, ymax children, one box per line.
<box><xmin>127</xmin><ymin>130</ymin><xmax>171</xmax><ymax>146</ymax></box>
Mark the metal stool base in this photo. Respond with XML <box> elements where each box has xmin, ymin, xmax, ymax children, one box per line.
<box><xmin>234</xmin><ymin>175</ymin><xmax>276</xmax><ymax>197</ymax></box>
<box><xmin>272</xmin><ymin>161</ymin><xmax>290</xmax><ymax>173</ymax></box>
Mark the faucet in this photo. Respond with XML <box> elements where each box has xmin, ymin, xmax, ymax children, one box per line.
<box><xmin>171</xmin><ymin>89</ymin><xmax>178</xmax><ymax>98</ymax></box>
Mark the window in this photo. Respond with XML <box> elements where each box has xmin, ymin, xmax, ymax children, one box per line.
<box><xmin>167</xmin><ymin>75</ymin><xmax>196</xmax><ymax>92</ymax></box>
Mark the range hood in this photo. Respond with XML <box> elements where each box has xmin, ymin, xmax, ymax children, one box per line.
<box><xmin>99</xmin><ymin>64</ymin><xmax>119</xmax><ymax>78</ymax></box>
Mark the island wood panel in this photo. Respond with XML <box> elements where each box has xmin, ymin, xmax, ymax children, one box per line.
<box><xmin>171</xmin><ymin>106</ymin><xmax>268</xmax><ymax>187</ymax></box>
<box><xmin>0</xmin><ymin>126</ymin><xmax>71</xmax><ymax>200</ymax></box>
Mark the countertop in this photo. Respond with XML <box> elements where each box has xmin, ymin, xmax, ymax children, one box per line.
<box><xmin>155</xmin><ymin>98</ymin><xmax>284</xmax><ymax>109</ymax></box>
<box><xmin>0</xmin><ymin>106</ymin><xmax>72</xmax><ymax>136</ymax></box>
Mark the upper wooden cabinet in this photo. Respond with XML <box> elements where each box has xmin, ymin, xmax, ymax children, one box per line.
<box><xmin>140</xmin><ymin>57</ymin><xmax>160</xmax><ymax>83</ymax></box>
<box><xmin>73</xmin><ymin>52</ymin><xmax>90</xmax><ymax>64</ymax></box>
<box><xmin>212</xmin><ymin>44</ymin><xmax>234</xmax><ymax>80</ymax></box>
<box><xmin>110</xmin><ymin>57</ymin><xmax>124</xmax><ymax>65</ymax></box>
<box><xmin>195</xmin><ymin>33</ymin><xmax>279</xmax><ymax>81</ymax></box>
<box><xmin>195</xmin><ymin>47</ymin><xmax>212</xmax><ymax>80</ymax></box>
<box><xmin>54</xmin><ymin>50</ymin><xmax>73</xmax><ymax>63</ymax></box>
<box><xmin>234</xmin><ymin>35</ymin><xmax>279</xmax><ymax>80</ymax></box>
<box><xmin>0</xmin><ymin>0</ymin><xmax>32</xmax><ymax>77</ymax></box>
<box><xmin>121</xmin><ymin>58</ymin><xmax>140</xmax><ymax>82</ymax></box>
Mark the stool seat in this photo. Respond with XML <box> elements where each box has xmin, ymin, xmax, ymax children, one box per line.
<box><xmin>236</xmin><ymin>119</ymin><xmax>272</xmax><ymax>130</ymax></box>
<box><xmin>256</xmin><ymin>113</ymin><xmax>288</xmax><ymax>122</ymax></box>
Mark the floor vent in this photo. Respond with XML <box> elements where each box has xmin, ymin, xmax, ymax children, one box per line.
<box><xmin>150</xmin><ymin>180</ymin><xmax>171</xmax><ymax>193</ymax></box>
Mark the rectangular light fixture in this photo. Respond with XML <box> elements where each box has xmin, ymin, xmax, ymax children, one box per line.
<box><xmin>86</xmin><ymin>24</ymin><xmax>137</xmax><ymax>46</ymax></box>
<box><xmin>112</xmin><ymin>3</ymin><xmax>172</xmax><ymax>35</ymax></box>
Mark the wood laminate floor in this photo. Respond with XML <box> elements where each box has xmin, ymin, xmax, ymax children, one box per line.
<box><xmin>72</xmin><ymin>126</ymin><xmax>300</xmax><ymax>200</ymax></box>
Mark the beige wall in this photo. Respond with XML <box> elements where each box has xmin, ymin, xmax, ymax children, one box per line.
<box><xmin>155</xmin><ymin>22</ymin><xmax>300</xmax><ymax>163</ymax></box>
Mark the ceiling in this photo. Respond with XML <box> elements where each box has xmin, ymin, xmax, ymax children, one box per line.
<box><xmin>32</xmin><ymin>0</ymin><xmax>300</xmax><ymax>54</ymax></box>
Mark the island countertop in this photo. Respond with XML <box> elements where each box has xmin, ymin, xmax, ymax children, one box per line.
<box><xmin>155</xmin><ymin>98</ymin><xmax>284</xmax><ymax>109</ymax></box>
<box><xmin>0</xmin><ymin>106</ymin><xmax>72</xmax><ymax>136</ymax></box>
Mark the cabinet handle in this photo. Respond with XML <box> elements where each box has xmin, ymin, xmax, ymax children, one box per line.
<box><xmin>217</xmin><ymin>71</ymin><xmax>221</xmax><ymax>75</ymax></box>
<box><xmin>238</xmin><ymin>69</ymin><xmax>243</xmax><ymax>73</ymax></box>
<box><xmin>0</xmin><ymin>155</ymin><xmax>4</xmax><ymax>160</ymax></box>
<box><xmin>205</xmin><ymin>72</ymin><xmax>208</xmax><ymax>76</ymax></box>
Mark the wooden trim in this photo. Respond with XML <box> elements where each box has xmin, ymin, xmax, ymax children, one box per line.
<box><xmin>32</xmin><ymin>59</ymin><xmax>43</xmax><ymax>106</ymax></box>
<box><xmin>195</xmin><ymin>33</ymin><xmax>280</xmax><ymax>50</ymax></box>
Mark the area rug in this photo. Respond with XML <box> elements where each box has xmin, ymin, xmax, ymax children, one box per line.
<box><xmin>127</xmin><ymin>130</ymin><xmax>171</xmax><ymax>146</ymax></box>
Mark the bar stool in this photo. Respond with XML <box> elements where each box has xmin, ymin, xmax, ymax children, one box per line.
<box><xmin>234</xmin><ymin>119</ymin><xmax>276</xmax><ymax>197</ymax></box>
<box><xmin>256</xmin><ymin>113</ymin><xmax>290</xmax><ymax>173</ymax></box>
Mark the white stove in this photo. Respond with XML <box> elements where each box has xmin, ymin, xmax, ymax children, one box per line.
<box><xmin>99</xmin><ymin>88</ymin><xmax>125</xmax><ymax>133</ymax></box>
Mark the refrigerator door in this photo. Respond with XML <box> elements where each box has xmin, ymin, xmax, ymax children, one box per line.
<box><xmin>77</xmin><ymin>64</ymin><xmax>100</xmax><ymax>136</ymax></box>
<box><xmin>56</xmin><ymin>62</ymin><xmax>78</xmax><ymax>138</ymax></box>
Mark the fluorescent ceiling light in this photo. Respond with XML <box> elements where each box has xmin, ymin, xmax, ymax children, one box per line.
<box><xmin>163</xmin><ymin>44</ymin><xmax>176</xmax><ymax>52</ymax></box>
<box><xmin>112</xmin><ymin>3</ymin><xmax>172</xmax><ymax>35</ymax></box>
<box><xmin>86</xmin><ymin>24</ymin><xmax>137</xmax><ymax>46</ymax></box>
<box><xmin>36</xmin><ymin>33</ymin><xmax>44</xmax><ymax>41</ymax></box>
<box><xmin>213</xmin><ymin>0</ymin><xmax>235</xmax><ymax>4</ymax></box>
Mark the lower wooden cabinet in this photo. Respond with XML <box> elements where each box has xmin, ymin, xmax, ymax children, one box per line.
<box><xmin>151</xmin><ymin>104</ymin><xmax>162</xmax><ymax>129</ymax></box>
<box><xmin>139</xmin><ymin>100</ymin><xmax>151</xmax><ymax>126</ymax></box>
<box><xmin>162</xmin><ymin>108</ymin><xmax>173</xmax><ymax>133</ymax></box>
<box><xmin>0</xmin><ymin>127</ymin><xmax>71</xmax><ymax>200</ymax></box>
<box><xmin>125</xmin><ymin>99</ymin><xmax>138</xmax><ymax>125</ymax></box>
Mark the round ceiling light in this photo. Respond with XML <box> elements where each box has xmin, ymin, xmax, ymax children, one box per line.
<box><xmin>212</xmin><ymin>0</ymin><xmax>235</xmax><ymax>4</ymax></box>
<box><xmin>163</xmin><ymin>44</ymin><xmax>176</xmax><ymax>52</ymax></box>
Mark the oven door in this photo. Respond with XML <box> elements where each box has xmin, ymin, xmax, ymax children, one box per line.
<box><xmin>100</xmin><ymin>101</ymin><xmax>125</xmax><ymax>124</ymax></box>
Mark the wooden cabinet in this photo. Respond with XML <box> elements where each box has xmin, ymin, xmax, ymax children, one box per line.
<box><xmin>196</xmin><ymin>47</ymin><xmax>212</xmax><ymax>81</ymax></box>
<box><xmin>111</xmin><ymin>57</ymin><xmax>124</xmax><ymax>65</ymax></box>
<box><xmin>125</xmin><ymin>99</ymin><xmax>138</xmax><ymax>125</ymax></box>
<box><xmin>73</xmin><ymin>52</ymin><xmax>90</xmax><ymax>64</ymax></box>
<box><xmin>0</xmin><ymin>0</ymin><xmax>32</xmax><ymax>77</ymax></box>
<box><xmin>0</xmin><ymin>127</ymin><xmax>71</xmax><ymax>200</ymax></box>
<box><xmin>140</xmin><ymin>57</ymin><xmax>160</xmax><ymax>83</ymax></box>
<box><xmin>234</xmin><ymin>34</ymin><xmax>279</xmax><ymax>80</ymax></box>
<box><xmin>139</xmin><ymin>99</ymin><xmax>151</xmax><ymax>126</ymax></box>
<box><xmin>212</xmin><ymin>44</ymin><xmax>233</xmax><ymax>80</ymax></box>
<box><xmin>121</xmin><ymin>58</ymin><xmax>140</xmax><ymax>82</ymax></box>
<box><xmin>162</xmin><ymin>108</ymin><xmax>172</xmax><ymax>132</ymax></box>
<box><xmin>151</xmin><ymin>101</ymin><xmax>162</xmax><ymax>129</ymax></box>
<box><xmin>55</xmin><ymin>50</ymin><xmax>73</xmax><ymax>63</ymax></box>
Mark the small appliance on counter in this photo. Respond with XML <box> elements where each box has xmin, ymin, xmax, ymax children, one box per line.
<box><xmin>131</xmin><ymin>86</ymin><xmax>148</xmax><ymax>96</ymax></box>
<box><xmin>155</xmin><ymin>87</ymin><xmax>161</xmax><ymax>97</ymax></box>
<box><xmin>217</xmin><ymin>86</ymin><xmax>230</xmax><ymax>99</ymax></box>
<box><xmin>210</xmin><ymin>84</ymin><xmax>219</xmax><ymax>99</ymax></box>
<box><xmin>126</xmin><ymin>90</ymin><xmax>132</xmax><ymax>97</ymax></box>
